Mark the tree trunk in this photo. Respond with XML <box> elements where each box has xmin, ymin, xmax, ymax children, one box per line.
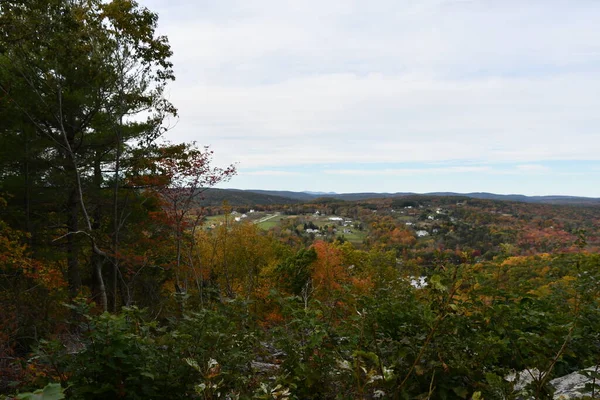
<box><xmin>112</xmin><ymin>127</ymin><xmax>122</xmax><ymax>312</ymax></box>
<box><xmin>94</xmin><ymin>254</ymin><xmax>108</xmax><ymax>312</ymax></box>
<box><xmin>67</xmin><ymin>188</ymin><xmax>81</xmax><ymax>297</ymax></box>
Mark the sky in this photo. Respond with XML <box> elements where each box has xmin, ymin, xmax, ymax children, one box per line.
<box><xmin>142</xmin><ymin>0</ymin><xmax>600</xmax><ymax>197</ymax></box>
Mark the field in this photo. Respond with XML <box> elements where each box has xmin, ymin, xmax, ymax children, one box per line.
<box><xmin>202</xmin><ymin>211</ymin><xmax>368</xmax><ymax>244</ymax></box>
<box><xmin>337</xmin><ymin>229</ymin><xmax>367</xmax><ymax>244</ymax></box>
<box><xmin>256</xmin><ymin>219</ymin><xmax>279</xmax><ymax>230</ymax></box>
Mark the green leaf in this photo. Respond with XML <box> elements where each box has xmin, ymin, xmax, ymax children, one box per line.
<box><xmin>452</xmin><ymin>386</ymin><xmax>469</xmax><ymax>399</ymax></box>
<box><xmin>141</xmin><ymin>371</ymin><xmax>155</xmax><ymax>380</ymax></box>
<box><xmin>16</xmin><ymin>383</ymin><xmax>65</xmax><ymax>400</ymax></box>
<box><xmin>430</xmin><ymin>275</ymin><xmax>447</xmax><ymax>292</ymax></box>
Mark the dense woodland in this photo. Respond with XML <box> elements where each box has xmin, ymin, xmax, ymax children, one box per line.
<box><xmin>1</xmin><ymin>1</ymin><xmax>600</xmax><ymax>399</ymax></box>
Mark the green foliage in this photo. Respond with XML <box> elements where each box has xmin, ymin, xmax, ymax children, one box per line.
<box><xmin>0</xmin><ymin>0</ymin><xmax>177</xmax><ymax>310</ymax></box>
<box><xmin>33</xmin><ymin>306</ymin><xmax>167</xmax><ymax>399</ymax></box>
<box><xmin>173</xmin><ymin>305</ymin><xmax>258</xmax><ymax>396</ymax></box>
<box><xmin>14</xmin><ymin>383</ymin><xmax>65</xmax><ymax>400</ymax></box>
<box><xmin>26</xmin><ymin>302</ymin><xmax>262</xmax><ymax>399</ymax></box>
<box><xmin>6</xmin><ymin>251</ymin><xmax>598</xmax><ymax>399</ymax></box>
<box><xmin>275</xmin><ymin>248</ymin><xmax>317</xmax><ymax>296</ymax></box>
<box><xmin>271</xmin><ymin>299</ymin><xmax>340</xmax><ymax>399</ymax></box>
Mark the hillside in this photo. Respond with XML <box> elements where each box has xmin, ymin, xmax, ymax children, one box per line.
<box><xmin>198</xmin><ymin>188</ymin><xmax>301</xmax><ymax>206</ymax></box>
<box><xmin>216</xmin><ymin>189</ymin><xmax>600</xmax><ymax>206</ymax></box>
<box><xmin>238</xmin><ymin>189</ymin><xmax>316</xmax><ymax>201</ymax></box>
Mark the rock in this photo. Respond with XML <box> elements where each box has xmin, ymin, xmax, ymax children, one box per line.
<box><xmin>260</xmin><ymin>341</ymin><xmax>286</xmax><ymax>358</ymax></box>
<box><xmin>252</xmin><ymin>341</ymin><xmax>285</xmax><ymax>375</ymax></box>
<box><xmin>507</xmin><ymin>366</ymin><xmax>600</xmax><ymax>399</ymax></box>
<box><xmin>551</xmin><ymin>366</ymin><xmax>600</xmax><ymax>399</ymax></box>
<box><xmin>251</xmin><ymin>361</ymin><xmax>280</xmax><ymax>373</ymax></box>
<box><xmin>505</xmin><ymin>368</ymin><xmax>541</xmax><ymax>392</ymax></box>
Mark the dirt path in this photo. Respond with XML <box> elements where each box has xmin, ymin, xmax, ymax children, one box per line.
<box><xmin>254</xmin><ymin>212</ymin><xmax>280</xmax><ymax>224</ymax></box>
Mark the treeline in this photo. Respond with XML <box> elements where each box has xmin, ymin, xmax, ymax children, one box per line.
<box><xmin>0</xmin><ymin>0</ymin><xmax>239</xmax><ymax>384</ymax></box>
<box><xmin>0</xmin><ymin>0</ymin><xmax>239</xmax><ymax>309</ymax></box>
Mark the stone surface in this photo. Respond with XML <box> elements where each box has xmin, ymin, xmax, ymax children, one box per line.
<box><xmin>551</xmin><ymin>366</ymin><xmax>599</xmax><ymax>399</ymax></box>
<box><xmin>507</xmin><ymin>366</ymin><xmax>600</xmax><ymax>399</ymax></box>
<box><xmin>251</xmin><ymin>361</ymin><xmax>280</xmax><ymax>373</ymax></box>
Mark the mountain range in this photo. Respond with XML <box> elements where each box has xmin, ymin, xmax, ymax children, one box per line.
<box><xmin>197</xmin><ymin>189</ymin><xmax>600</xmax><ymax>207</ymax></box>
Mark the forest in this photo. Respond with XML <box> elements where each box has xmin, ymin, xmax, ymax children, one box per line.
<box><xmin>1</xmin><ymin>1</ymin><xmax>600</xmax><ymax>399</ymax></box>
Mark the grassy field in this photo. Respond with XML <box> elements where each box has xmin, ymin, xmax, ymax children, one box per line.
<box><xmin>203</xmin><ymin>212</ymin><xmax>368</xmax><ymax>244</ymax></box>
<box><xmin>339</xmin><ymin>230</ymin><xmax>367</xmax><ymax>244</ymax></box>
<box><xmin>256</xmin><ymin>220</ymin><xmax>279</xmax><ymax>230</ymax></box>
<box><xmin>204</xmin><ymin>215</ymin><xmax>226</xmax><ymax>223</ymax></box>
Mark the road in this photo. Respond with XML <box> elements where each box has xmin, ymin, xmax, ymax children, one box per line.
<box><xmin>254</xmin><ymin>212</ymin><xmax>280</xmax><ymax>224</ymax></box>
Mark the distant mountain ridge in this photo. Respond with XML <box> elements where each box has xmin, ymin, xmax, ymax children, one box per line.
<box><xmin>204</xmin><ymin>188</ymin><xmax>600</xmax><ymax>206</ymax></box>
<box><xmin>196</xmin><ymin>188</ymin><xmax>301</xmax><ymax>206</ymax></box>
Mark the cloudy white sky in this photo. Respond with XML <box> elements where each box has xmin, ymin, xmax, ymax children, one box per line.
<box><xmin>142</xmin><ymin>0</ymin><xmax>600</xmax><ymax>196</ymax></box>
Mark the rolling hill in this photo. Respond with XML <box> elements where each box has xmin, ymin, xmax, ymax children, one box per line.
<box><xmin>202</xmin><ymin>188</ymin><xmax>600</xmax><ymax>206</ymax></box>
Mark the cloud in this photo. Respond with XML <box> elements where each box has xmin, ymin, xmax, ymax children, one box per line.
<box><xmin>140</xmin><ymin>0</ymin><xmax>600</xmax><ymax>196</ymax></box>
<box><xmin>169</xmin><ymin>72</ymin><xmax>600</xmax><ymax>168</ymax></box>
<box><xmin>241</xmin><ymin>170</ymin><xmax>305</xmax><ymax>177</ymax></box>
<box><xmin>324</xmin><ymin>166</ymin><xmax>491</xmax><ymax>176</ymax></box>
<box><xmin>516</xmin><ymin>164</ymin><xmax>551</xmax><ymax>173</ymax></box>
<box><xmin>322</xmin><ymin>164</ymin><xmax>559</xmax><ymax>177</ymax></box>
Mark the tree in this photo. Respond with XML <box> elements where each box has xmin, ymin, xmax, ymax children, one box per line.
<box><xmin>311</xmin><ymin>241</ymin><xmax>348</xmax><ymax>301</ymax></box>
<box><xmin>0</xmin><ymin>198</ymin><xmax>67</xmax><ymax>387</ymax></box>
<box><xmin>131</xmin><ymin>143</ymin><xmax>236</xmax><ymax>299</ymax></box>
<box><xmin>276</xmin><ymin>247</ymin><xmax>317</xmax><ymax>297</ymax></box>
<box><xmin>0</xmin><ymin>0</ymin><xmax>176</xmax><ymax>310</ymax></box>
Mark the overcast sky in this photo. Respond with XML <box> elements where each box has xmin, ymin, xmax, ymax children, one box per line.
<box><xmin>142</xmin><ymin>0</ymin><xmax>600</xmax><ymax>196</ymax></box>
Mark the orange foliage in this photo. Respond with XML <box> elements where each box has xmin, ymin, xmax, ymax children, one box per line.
<box><xmin>350</xmin><ymin>276</ymin><xmax>374</xmax><ymax>296</ymax></box>
<box><xmin>311</xmin><ymin>241</ymin><xmax>349</xmax><ymax>297</ymax></box>
<box><xmin>389</xmin><ymin>228</ymin><xmax>417</xmax><ymax>247</ymax></box>
<box><xmin>261</xmin><ymin>310</ymin><xmax>285</xmax><ymax>328</ymax></box>
<box><xmin>1</xmin><ymin>220</ymin><xmax>67</xmax><ymax>388</ymax></box>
